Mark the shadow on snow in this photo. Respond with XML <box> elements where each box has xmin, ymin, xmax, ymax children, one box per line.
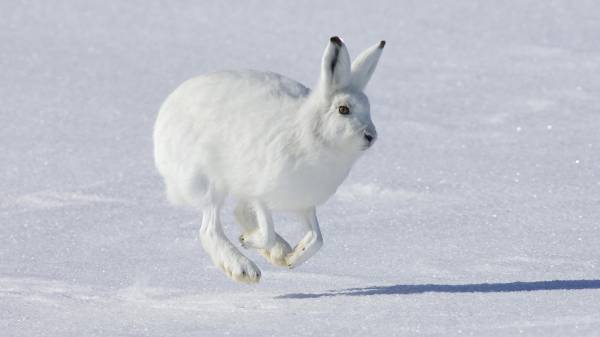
<box><xmin>276</xmin><ymin>279</ymin><xmax>600</xmax><ymax>299</ymax></box>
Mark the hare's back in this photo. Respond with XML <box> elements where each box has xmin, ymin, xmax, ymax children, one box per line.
<box><xmin>174</xmin><ymin>70</ymin><xmax>308</xmax><ymax>113</ymax></box>
<box><xmin>209</xmin><ymin>70</ymin><xmax>309</xmax><ymax>98</ymax></box>
<box><xmin>156</xmin><ymin>69</ymin><xmax>308</xmax><ymax>140</ymax></box>
<box><xmin>154</xmin><ymin>70</ymin><xmax>309</xmax><ymax>200</ymax></box>
<box><xmin>157</xmin><ymin>70</ymin><xmax>308</xmax><ymax>139</ymax></box>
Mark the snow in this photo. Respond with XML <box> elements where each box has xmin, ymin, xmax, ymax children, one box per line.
<box><xmin>2</xmin><ymin>1</ymin><xmax>600</xmax><ymax>336</ymax></box>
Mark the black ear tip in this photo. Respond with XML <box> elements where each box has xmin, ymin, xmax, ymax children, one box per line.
<box><xmin>330</xmin><ymin>36</ymin><xmax>343</xmax><ymax>46</ymax></box>
<box><xmin>379</xmin><ymin>40</ymin><xmax>386</xmax><ymax>48</ymax></box>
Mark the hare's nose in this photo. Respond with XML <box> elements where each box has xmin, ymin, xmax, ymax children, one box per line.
<box><xmin>364</xmin><ymin>131</ymin><xmax>376</xmax><ymax>147</ymax></box>
<box><xmin>363</xmin><ymin>124</ymin><xmax>377</xmax><ymax>148</ymax></box>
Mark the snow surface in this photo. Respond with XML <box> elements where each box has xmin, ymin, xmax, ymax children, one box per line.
<box><xmin>2</xmin><ymin>1</ymin><xmax>600</xmax><ymax>336</ymax></box>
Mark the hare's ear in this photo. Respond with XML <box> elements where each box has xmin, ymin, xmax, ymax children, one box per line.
<box><xmin>318</xmin><ymin>36</ymin><xmax>352</xmax><ymax>93</ymax></box>
<box><xmin>350</xmin><ymin>40</ymin><xmax>385</xmax><ymax>91</ymax></box>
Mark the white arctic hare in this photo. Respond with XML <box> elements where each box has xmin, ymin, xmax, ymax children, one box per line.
<box><xmin>154</xmin><ymin>36</ymin><xmax>385</xmax><ymax>283</ymax></box>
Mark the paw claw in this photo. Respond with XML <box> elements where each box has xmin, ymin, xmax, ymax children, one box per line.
<box><xmin>239</xmin><ymin>234</ymin><xmax>248</xmax><ymax>248</ymax></box>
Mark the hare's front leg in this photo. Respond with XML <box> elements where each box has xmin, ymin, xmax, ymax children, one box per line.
<box><xmin>238</xmin><ymin>201</ymin><xmax>277</xmax><ymax>250</ymax></box>
<box><xmin>235</xmin><ymin>201</ymin><xmax>292</xmax><ymax>267</ymax></box>
<box><xmin>285</xmin><ymin>207</ymin><xmax>323</xmax><ymax>269</ymax></box>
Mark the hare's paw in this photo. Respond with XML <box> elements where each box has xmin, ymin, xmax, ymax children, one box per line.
<box><xmin>285</xmin><ymin>231</ymin><xmax>323</xmax><ymax>269</ymax></box>
<box><xmin>217</xmin><ymin>250</ymin><xmax>261</xmax><ymax>284</ymax></box>
<box><xmin>239</xmin><ymin>229</ymin><xmax>274</xmax><ymax>250</ymax></box>
<box><xmin>258</xmin><ymin>234</ymin><xmax>293</xmax><ymax>267</ymax></box>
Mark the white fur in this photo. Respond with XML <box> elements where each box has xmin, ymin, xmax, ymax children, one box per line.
<box><xmin>153</xmin><ymin>37</ymin><xmax>385</xmax><ymax>283</ymax></box>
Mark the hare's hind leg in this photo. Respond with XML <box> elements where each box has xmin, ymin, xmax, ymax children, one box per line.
<box><xmin>285</xmin><ymin>207</ymin><xmax>323</xmax><ymax>269</ymax></box>
<box><xmin>235</xmin><ymin>201</ymin><xmax>292</xmax><ymax>267</ymax></box>
<box><xmin>200</xmin><ymin>203</ymin><xmax>261</xmax><ymax>283</ymax></box>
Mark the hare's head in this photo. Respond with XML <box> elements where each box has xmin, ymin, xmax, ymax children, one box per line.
<box><xmin>311</xmin><ymin>36</ymin><xmax>385</xmax><ymax>154</ymax></box>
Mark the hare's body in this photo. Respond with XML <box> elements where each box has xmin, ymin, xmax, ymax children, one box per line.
<box><xmin>154</xmin><ymin>70</ymin><xmax>356</xmax><ymax>211</ymax></box>
<box><xmin>154</xmin><ymin>37</ymin><xmax>385</xmax><ymax>283</ymax></box>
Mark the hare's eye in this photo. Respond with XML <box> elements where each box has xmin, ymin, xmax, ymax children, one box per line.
<box><xmin>338</xmin><ymin>105</ymin><xmax>350</xmax><ymax>115</ymax></box>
